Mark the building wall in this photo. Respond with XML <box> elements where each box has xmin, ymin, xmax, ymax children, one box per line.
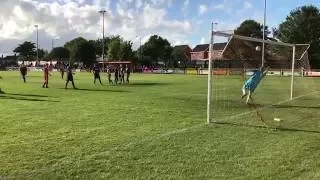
<box><xmin>191</xmin><ymin>51</ymin><xmax>208</xmax><ymax>61</ymax></box>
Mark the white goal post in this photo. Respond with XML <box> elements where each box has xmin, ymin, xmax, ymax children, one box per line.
<box><xmin>207</xmin><ymin>30</ymin><xmax>310</xmax><ymax>124</ymax></box>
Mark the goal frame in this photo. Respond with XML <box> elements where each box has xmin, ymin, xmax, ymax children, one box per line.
<box><xmin>207</xmin><ymin>30</ymin><xmax>310</xmax><ymax>124</ymax></box>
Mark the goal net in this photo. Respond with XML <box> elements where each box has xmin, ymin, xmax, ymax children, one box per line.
<box><xmin>207</xmin><ymin>31</ymin><xmax>319</xmax><ymax>131</ymax></box>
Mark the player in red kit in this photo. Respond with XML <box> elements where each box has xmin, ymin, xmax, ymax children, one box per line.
<box><xmin>42</xmin><ymin>64</ymin><xmax>51</xmax><ymax>88</ymax></box>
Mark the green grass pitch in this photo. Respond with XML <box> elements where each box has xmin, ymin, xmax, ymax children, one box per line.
<box><xmin>0</xmin><ymin>71</ymin><xmax>319</xmax><ymax>179</ymax></box>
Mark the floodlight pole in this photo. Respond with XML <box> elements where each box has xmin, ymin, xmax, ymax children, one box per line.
<box><xmin>262</xmin><ymin>0</ymin><xmax>267</xmax><ymax>67</ymax></box>
<box><xmin>207</xmin><ymin>22</ymin><xmax>216</xmax><ymax>124</ymax></box>
<box><xmin>99</xmin><ymin>9</ymin><xmax>106</xmax><ymax>71</ymax></box>
<box><xmin>140</xmin><ymin>36</ymin><xmax>142</xmax><ymax>64</ymax></box>
<box><xmin>52</xmin><ymin>38</ymin><xmax>58</xmax><ymax>51</ymax></box>
<box><xmin>290</xmin><ymin>45</ymin><xmax>296</xmax><ymax>100</ymax></box>
<box><xmin>34</xmin><ymin>25</ymin><xmax>39</xmax><ymax>65</ymax></box>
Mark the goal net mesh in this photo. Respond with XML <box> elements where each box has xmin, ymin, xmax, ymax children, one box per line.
<box><xmin>210</xmin><ymin>32</ymin><xmax>319</xmax><ymax>131</ymax></box>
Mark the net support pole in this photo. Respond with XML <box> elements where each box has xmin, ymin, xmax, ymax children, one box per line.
<box><xmin>262</xmin><ymin>0</ymin><xmax>266</xmax><ymax>67</ymax></box>
<box><xmin>290</xmin><ymin>45</ymin><xmax>296</xmax><ymax>100</ymax></box>
<box><xmin>207</xmin><ymin>23</ymin><xmax>214</xmax><ymax>124</ymax></box>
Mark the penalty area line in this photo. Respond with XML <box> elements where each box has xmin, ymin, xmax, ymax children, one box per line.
<box><xmin>4</xmin><ymin>91</ymin><xmax>319</xmax><ymax>177</ymax></box>
<box><xmin>123</xmin><ymin>91</ymin><xmax>320</xmax><ymax>146</ymax></box>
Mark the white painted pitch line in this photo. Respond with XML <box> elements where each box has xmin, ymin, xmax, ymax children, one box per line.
<box><xmin>3</xmin><ymin>91</ymin><xmax>319</xmax><ymax>178</ymax></box>
<box><xmin>162</xmin><ymin>90</ymin><xmax>320</xmax><ymax>137</ymax></box>
<box><xmin>77</xmin><ymin>91</ymin><xmax>320</xmax><ymax>156</ymax></box>
<box><xmin>110</xmin><ymin>91</ymin><xmax>320</xmax><ymax>153</ymax></box>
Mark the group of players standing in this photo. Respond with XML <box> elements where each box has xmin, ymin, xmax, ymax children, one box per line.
<box><xmin>59</xmin><ymin>63</ymin><xmax>131</xmax><ymax>89</ymax></box>
<box><xmin>14</xmin><ymin>63</ymin><xmax>131</xmax><ymax>90</ymax></box>
<box><xmin>106</xmin><ymin>64</ymin><xmax>131</xmax><ymax>85</ymax></box>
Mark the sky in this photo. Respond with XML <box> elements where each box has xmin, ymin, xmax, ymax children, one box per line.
<box><xmin>0</xmin><ymin>0</ymin><xmax>319</xmax><ymax>56</ymax></box>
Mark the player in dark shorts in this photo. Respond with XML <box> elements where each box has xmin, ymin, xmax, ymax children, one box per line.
<box><xmin>126</xmin><ymin>65</ymin><xmax>131</xmax><ymax>83</ymax></box>
<box><xmin>120</xmin><ymin>65</ymin><xmax>125</xmax><ymax>84</ymax></box>
<box><xmin>20</xmin><ymin>64</ymin><xmax>27</xmax><ymax>83</ymax></box>
<box><xmin>114</xmin><ymin>66</ymin><xmax>119</xmax><ymax>84</ymax></box>
<box><xmin>106</xmin><ymin>66</ymin><xmax>113</xmax><ymax>84</ymax></box>
<box><xmin>92</xmin><ymin>64</ymin><xmax>102</xmax><ymax>85</ymax></box>
<box><xmin>59</xmin><ymin>63</ymin><xmax>65</xmax><ymax>79</ymax></box>
<box><xmin>65</xmin><ymin>66</ymin><xmax>76</xmax><ymax>89</ymax></box>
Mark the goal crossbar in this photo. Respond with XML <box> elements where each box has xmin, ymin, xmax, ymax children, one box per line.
<box><xmin>212</xmin><ymin>31</ymin><xmax>310</xmax><ymax>61</ymax></box>
<box><xmin>212</xmin><ymin>31</ymin><xmax>310</xmax><ymax>48</ymax></box>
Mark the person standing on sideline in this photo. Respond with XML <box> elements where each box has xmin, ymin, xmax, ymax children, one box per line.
<box><xmin>119</xmin><ymin>65</ymin><xmax>125</xmax><ymax>84</ymax></box>
<box><xmin>92</xmin><ymin>64</ymin><xmax>103</xmax><ymax>85</ymax></box>
<box><xmin>114</xmin><ymin>66</ymin><xmax>119</xmax><ymax>84</ymax></box>
<box><xmin>60</xmin><ymin>63</ymin><xmax>65</xmax><ymax>79</ymax></box>
<box><xmin>20</xmin><ymin>64</ymin><xmax>28</xmax><ymax>83</ymax></box>
<box><xmin>126</xmin><ymin>64</ymin><xmax>131</xmax><ymax>83</ymax></box>
<box><xmin>106</xmin><ymin>66</ymin><xmax>113</xmax><ymax>84</ymax></box>
<box><xmin>42</xmin><ymin>63</ymin><xmax>51</xmax><ymax>88</ymax></box>
<box><xmin>65</xmin><ymin>66</ymin><xmax>77</xmax><ymax>89</ymax></box>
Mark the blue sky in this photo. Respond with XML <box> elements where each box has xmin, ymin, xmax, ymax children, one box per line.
<box><xmin>0</xmin><ymin>0</ymin><xmax>319</xmax><ymax>55</ymax></box>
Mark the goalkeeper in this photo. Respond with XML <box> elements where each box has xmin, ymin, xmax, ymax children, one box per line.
<box><xmin>241</xmin><ymin>66</ymin><xmax>268</xmax><ymax>104</ymax></box>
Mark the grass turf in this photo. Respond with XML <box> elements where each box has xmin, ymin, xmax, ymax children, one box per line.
<box><xmin>0</xmin><ymin>71</ymin><xmax>319</xmax><ymax>179</ymax></box>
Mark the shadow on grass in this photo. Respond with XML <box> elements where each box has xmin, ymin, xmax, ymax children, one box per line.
<box><xmin>0</xmin><ymin>95</ymin><xmax>59</xmax><ymax>102</ymax></box>
<box><xmin>60</xmin><ymin>88</ymin><xmax>129</xmax><ymax>93</ymax></box>
<box><xmin>214</xmin><ymin>121</ymin><xmax>320</xmax><ymax>134</ymax></box>
<box><xmin>122</xmin><ymin>82</ymin><xmax>171</xmax><ymax>87</ymax></box>
<box><xmin>272</xmin><ymin>105</ymin><xmax>320</xmax><ymax>109</ymax></box>
<box><xmin>5</xmin><ymin>93</ymin><xmax>50</xmax><ymax>98</ymax></box>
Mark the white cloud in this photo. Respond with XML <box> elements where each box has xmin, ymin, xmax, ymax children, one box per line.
<box><xmin>211</xmin><ymin>1</ymin><xmax>232</xmax><ymax>14</ymax></box>
<box><xmin>244</xmin><ymin>1</ymin><xmax>252</xmax><ymax>9</ymax></box>
<box><xmin>0</xmin><ymin>0</ymin><xmax>194</xmax><ymax>53</ymax></box>
<box><xmin>198</xmin><ymin>4</ymin><xmax>208</xmax><ymax>15</ymax></box>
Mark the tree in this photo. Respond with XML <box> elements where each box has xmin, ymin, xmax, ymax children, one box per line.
<box><xmin>64</xmin><ymin>37</ymin><xmax>96</xmax><ymax>66</ymax></box>
<box><xmin>92</xmin><ymin>37</ymin><xmax>112</xmax><ymax>57</ymax></box>
<box><xmin>163</xmin><ymin>45</ymin><xmax>173</xmax><ymax>67</ymax></box>
<box><xmin>50</xmin><ymin>47</ymin><xmax>70</xmax><ymax>61</ymax></box>
<box><xmin>274</xmin><ymin>5</ymin><xmax>320</xmax><ymax>68</ymax></box>
<box><xmin>172</xmin><ymin>46</ymin><xmax>189</xmax><ymax>68</ymax></box>
<box><xmin>38</xmin><ymin>49</ymin><xmax>49</xmax><ymax>59</ymax></box>
<box><xmin>107</xmin><ymin>38</ymin><xmax>121</xmax><ymax>60</ymax></box>
<box><xmin>140</xmin><ymin>35</ymin><xmax>172</xmax><ymax>65</ymax></box>
<box><xmin>119</xmin><ymin>41</ymin><xmax>134</xmax><ymax>60</ymax></box>
<box><xmin>234</xmin><ymin>20</ymin><xmax>270</xmax><ymax>39</ymax></box>
<box><xmin>77</xmin><ymin>41</ymin><xmax>96</xmax><ymax>66</ymax></box>
<box><xmin>13</xmin><ymin>41</ymin><xmax>36</xmax><ymax>61</ymax></box>
<box><xmin>232</xmin><ymin>20</ymin><xmax>272</xmax><ymax>64</ymax></box>
<box><xmin>64</xmin><ymin>37</ymin><xmax>87</xmax><ymax>62</ymax></box>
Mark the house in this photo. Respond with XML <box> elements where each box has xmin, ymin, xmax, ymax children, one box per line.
<box><xmin>190</xmin><ymin>43</ymin><xmax>227</xmax><ymax>67</ymax></box>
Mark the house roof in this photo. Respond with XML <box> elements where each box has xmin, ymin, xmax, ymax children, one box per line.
<box><xmin>192</xmin><ymin>43</ymin><xmax>227</xmax><ymax>52</ymax></box>
<box><xmin>212</xmin><ymin>43</ymin><xmax>228</xmax><ymax>50</ymax></box>
<box><xmin>193</xmin><ymin>44</ymin><xmax>209</xmax><ymax>52</ymax></box>
<box><xmin>173</xmin><ymin>45</ymin><xmax>191</xmax><ymax>49</ymax></box>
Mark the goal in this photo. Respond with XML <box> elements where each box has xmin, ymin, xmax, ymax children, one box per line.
<box><xmin>206</xmin><ymin>30</ymin><xmax>318</xmax><ymax>131</ymax></box>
